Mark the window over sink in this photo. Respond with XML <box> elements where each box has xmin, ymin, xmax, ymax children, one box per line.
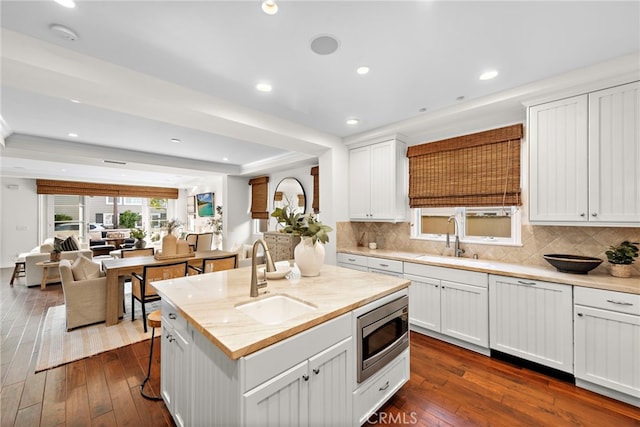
<box><xmin>411</xmin><ymin>206</ymin><xmax>521</xmax><ymax>246</ymax></box>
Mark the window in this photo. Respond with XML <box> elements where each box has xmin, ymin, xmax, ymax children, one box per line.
<box><xmin>53</xmin><ymin>195</ymin><xmax>85</xmax><ymax>238</ymax></box>
<box><xmin>412</xmin><ymin>207</ymin><xmax>521</xmax><ymax>246</ymax></box>
<box><xmin>106</xmin><ymin>197</ymin><xmax>143</xmax><ymax>205</ymax></box>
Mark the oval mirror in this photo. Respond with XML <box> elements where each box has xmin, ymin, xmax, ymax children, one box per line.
<box><xmin>273</xmin><ymin>177</ymin><xmax>306</xmax><ymax>215</ymax></box>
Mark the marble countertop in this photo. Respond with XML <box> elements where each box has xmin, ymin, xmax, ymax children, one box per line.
<box><xmin>339</xmin><ymin>247</ymin><xmax>640</xmax><ymax>295</ymax></box>
<box><xmin>151</xmin><ymin>264</ymin><xmax>409</xmax><ymax>360</ymax></box>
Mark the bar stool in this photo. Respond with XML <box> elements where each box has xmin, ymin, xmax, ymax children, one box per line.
<box><xmin>10</xmin><ymin>261</ymin><xmax>26</xmax><ymax>286</ymax></box>
<box><xmin>140</xmin><ymin>309</ymin><xmax>162</xmax><ymax>401</ymax></box>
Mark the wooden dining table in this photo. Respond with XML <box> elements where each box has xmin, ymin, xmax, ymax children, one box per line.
<box><xmin>101</xmin><ymin>250</ymin><xmax>239</xmax><ymax>326</ymax></box>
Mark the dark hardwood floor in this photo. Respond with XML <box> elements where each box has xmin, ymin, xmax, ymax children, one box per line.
<box><xmin>2</xmin><ymin>267</ymin><xmax>639</xmax><ymax>426</ymax></box>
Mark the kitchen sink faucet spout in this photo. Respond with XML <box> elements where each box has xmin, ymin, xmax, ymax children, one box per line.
<box><xmin>250</xmin><ymin>239</ymin><xmax>276</xmax><ymax>297</ymax></box>
<box><xmin>447</xmin><ymin>216</ymin><xmax>465</xmax><ymax>258</ymax></box>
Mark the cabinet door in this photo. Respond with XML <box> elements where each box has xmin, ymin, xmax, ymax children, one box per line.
<box><xmin>160</xmin><ymin>323</ymin><xmax>175</xmax><ymax>411</ymax></box>
<box><xmin>369</xmin><ymin>140</ymin><xmax>396</xmax><ymax>220</ymax></box>
<box><xmin>349</xmin><ymin>145</ymin><xmax>372</xmax><ymax>220</ymax></box>
<box><xmin>308</xmin><ymin>338</ymin><xmax>352</xmax><ymax>427</ymax></box>
<box><xmin>172</xmin><ymin>327</ymin><xmax>190</xmax><ymax>427</ymax></box>
<box><xmin>529</xmin><ymin>95</ymin><xmax>589</xmax><ymax>222</ymax></box>
<box><xmin>441</xmin><ymin>280</ymin><xmax>488</xmax><ymax>348</ymax></box>
<box><xmin>243</xmin><ymin>361</ymin><xmax>309</xmax><ymax>427</ymax></box>
<box><xmin>588</xmin><ymin>82</ymin><xmax>640</xmax><ymax>223</ymax></box>
<box><xmin>407</xmin><ymin>276</ymin><xmax>440</xmax><ymax>332</ymax></box>
<box><xmin>489</xmin><ymin>276</ymin><xmax>573</xmax><ymax>372</ymax></box>
<box><xmin>574</xmin><ymin>305</ymin><xmax>640</xmax><ymax>397</ymax></box>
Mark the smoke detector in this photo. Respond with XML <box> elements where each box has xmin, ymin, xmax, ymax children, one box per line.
<box><xmin>49</xmin><ymin>24</ymin><xmax>78</xmax><ymax>41</ymax></box>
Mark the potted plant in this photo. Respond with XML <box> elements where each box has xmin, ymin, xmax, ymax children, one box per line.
<box><xmin>271</xmin><ymin>207</ymin><xmax>333</xmax><ymax>276</ymax></box>
<box><xmin>130</xmin><ymin>228</ymin><xmax>147</xmax><ymax>248</ymax></box>
<box><xmin>162</xmin><ymin>218</ymin><xmax>183</xmax><ymax>256</ymax></box>
<box><xmin>50</xmin><ymin>243</ymin><xmax>62</xmax><ymax>262</ymax></box>
<box><xmin>605</xmin><ymin>241</ymin><xmax>639</xmax><ymax>278</ymax></box>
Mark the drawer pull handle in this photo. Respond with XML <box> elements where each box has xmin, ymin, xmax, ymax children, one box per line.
<box><xmin>302</xmin><ymin>375</ymin><xmax>309</xmax><ymax>381</ymax></box>
<box><xmin>348</xmin><ymin>258</ymin><xmax>356</xmax><ymax>262</ymax></box>
<box><xmin>379</xmin><ymin>264</ymin><xmax>389</xmax><ymax>268</ymax></box>
<box><xmin>169</xmin><ymin>313</ymin><xmax>177</xmax><ymax>319</ymax></box>
<box><xmin>313</xmin><ymin>368</ymin><xmax>320</xmax><ymax>375</ymax></box>
<box><xmin>606</xmin><ymin>299</ymin><xmax>633</xmax><ymax>306</ymax></box>
<box><xmin>517</xmin><ymin>280</ymin><xmax>537</xmax><ymax>286</ymax></box>
<box><xmin>577</xmin><ymin>313</ymin><xmax>583</xmax><ymax>317</ymax></box>
<box><xmin>379</xmin><ymin>381</ymin><xmax>390</xmax><ymax>391</ymax></box>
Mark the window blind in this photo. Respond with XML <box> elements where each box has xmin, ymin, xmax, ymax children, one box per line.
<box><xmin>407</xmin><ymin>124</ymin><xmax>523</xmax><ymax>208</ymax></box>
<box><xmin>249</xmin><ymin>176</ymin><xmax>270</xmax><ymax>219</ymax></box>
<box><xmin>36</xmin><ymin>179</ymin><xmax>178</xmax><ymax>199</ymax></box>
<box><xmin>310</xmin><ymin>166</ymin><xmax>319</xmax><ymax>213</ymax></box>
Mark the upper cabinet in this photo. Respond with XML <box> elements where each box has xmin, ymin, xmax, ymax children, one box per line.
<box><xmin>529</xmin><ymin>81</ymin><xmax>640</xmax><ymax>226</ymax></box>
<box><xmin>348</xmin><ymin>137</ymin><xmax>407</xmax><ymax>222</ymax></box>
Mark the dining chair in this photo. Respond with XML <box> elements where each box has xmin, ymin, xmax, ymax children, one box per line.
<box><xmin>185</xmin><ymin>233</ymin><xmax>198</xmax><ymax>251</ymax></box>
<box><xmin>131</xmin><ymin>261</ymin><xmax>188</xmax><ymax>332</ymax></box>
<box><xmin>121</xmin><ymin>247</ymin><xmax>155</xmax><ymax>258</ymax></box>
<box><xmin>195</xmin><ymin>232</ymin><xmax>214</xmax><ymax>252</ymax></box>
<box><xmin>189</xmin><ymin>254</ymin><xmax>237</xmax><ymax>275</ymax></box>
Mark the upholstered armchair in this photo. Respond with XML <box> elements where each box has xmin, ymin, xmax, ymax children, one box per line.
<box><xmin>58</xmin><ymin>257</ymin><xmax>124</xmax><ymax>331</ymax></box>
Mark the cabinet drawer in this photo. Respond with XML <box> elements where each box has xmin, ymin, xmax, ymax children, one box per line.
<box><xmin>574</xmin><ymin>287</ymin><xmax>640</xmax><ymax>315</ymax></box>
<box><xmin>161</xmin><ymin>299</ymin><xmax>189</xmax><ymax>336</ymax></box>
<box><xmin>337</xmin><ymin>253</ymin><xmax>368</xmax><ymax>267</ymax></box>
<box><xmin>353</xmin><ymin>349</ymin><xmax>409</xmax><ymax>426</ymax></box>
<box><xmin>367</xmin><ymin>257</ymin><xmax>403</xmax><ymax>274</ymax></box>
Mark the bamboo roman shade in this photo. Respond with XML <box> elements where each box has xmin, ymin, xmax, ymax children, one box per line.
<box><xmin>36</xmin><ymin>179</ymin><xmax>178</xmax><ymax>199</ymax></box>
<box><xmin>310</xmin><ymin>166</ymin><xmax>319</xmax><ymax>213</ymax></box>
<box><xmin>407</xmin><ymin>124</ymin><xmax>523</xmax><ymax>208</ymax></box>
<box><xmin>249</xmin><ymin>176</ymin><xmax>270</xmax><ymax>219</ymax></box>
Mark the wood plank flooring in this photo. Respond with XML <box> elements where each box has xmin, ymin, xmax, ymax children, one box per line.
<box><xmin>2</xmin><ymin>267</ymin><xmax>640</xmax><ymax>426</ymax></box>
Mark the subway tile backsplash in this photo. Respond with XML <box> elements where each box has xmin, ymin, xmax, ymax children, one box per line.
<box><xmin>337</xmin><ymin>222</ymin><xmax>640</xmax><ymax>276</ymax></box>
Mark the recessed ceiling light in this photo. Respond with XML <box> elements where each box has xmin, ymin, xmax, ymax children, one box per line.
<box><xmin>256</xmin><ymin>82</ymin><xmax>272</xmax><ymax>92</ymax></box>
<box><xmin>479</xmin><ymin>70</ymin><xmax>498</xmax><ymax>80</ymax></box>
<box><xmin>68</xmin><ymin>132</ymin><xmax>78</xmax><ymax>137</ymax></box>
<box><xmin>262</xmin><ymin>0</ymin><xmax>278</xmax><ymax>15</ymax></box>
<box><xmin>49</xmin><ymin>24</ymin><xmax>78</xmax><ymax>41</ymax></box>
<box><xmin>346</xmin><ymin>118</ymin><xmax>359</xmax><ymax>125</ymax></box>
<box><xmin>54</xmin><ymin>0</ymin><xmax>76</xmax><ymax>8</ymax></box>
<box><xmin>356</xmin><ymin>66</ymin><xmax>370</xmax><ymax>75</ymax></box>
<box><xmin>171</xmin><ymin>138</ymin><xmax>181</xmax><ymax>143</ymax></box>
<box><xmin>223</xmin><ymin>157</ymin><xmax>229</xmax><ymax>162</ymax></box>
<box><xmin>70</xmin><ymin>99</ymin><xmax>80</xmax><ymax>103</ymax></box>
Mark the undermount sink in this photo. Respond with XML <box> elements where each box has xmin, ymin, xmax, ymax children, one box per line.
<box><xmin>414</xmin><ymin>254</ymin><xmax>496</xmax><ymax>269</ymax></box>
<box><xmin>235</xmin><ymin>294</ymin><xmax>317</xmax><ymax>325</ymax></box>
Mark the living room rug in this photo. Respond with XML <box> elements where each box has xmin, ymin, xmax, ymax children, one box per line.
<box><xmin>35</xmin><ymin>291</ymin><xmax>160</xmax><ymax>373</ymax></box>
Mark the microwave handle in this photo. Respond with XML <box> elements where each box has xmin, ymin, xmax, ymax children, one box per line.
<box><xmin>362</xmin><ymin>306</ymin><xmax>408</xmax><ymax>337</ymax></box>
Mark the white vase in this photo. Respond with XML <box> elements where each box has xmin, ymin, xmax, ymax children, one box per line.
<box><xmin>294</xmin><ymin>237</ymin><xmax>325</xmax><ymax>277</ymax></box>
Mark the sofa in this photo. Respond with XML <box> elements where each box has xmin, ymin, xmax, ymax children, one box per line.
<box><xmin>18</xmin><ymin>238</ymin><xmax>94</xmax><ymax>287</ymax></box>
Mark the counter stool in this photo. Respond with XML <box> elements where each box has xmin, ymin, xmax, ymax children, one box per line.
<box><xmin>10</xmin><ymin>261</ymin><xmax>26</xmax><ymax>286</ymax></box>
<box><xmin>140</xmin><ymin>309</ymin><xmax>162</xmax><ymax>401</ymax></box>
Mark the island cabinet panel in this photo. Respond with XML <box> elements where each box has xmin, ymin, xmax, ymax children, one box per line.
<box><xmin>489</xmin><ymin>275</ymin><xmax>573</xmax><ymax>373</ymax></box>
<box><xmin>404</xmin><ymin>263</ymin><xmax>489</xmax><ymax>352</ymax></box>
<box><xmin>161</xmin><ymin>301</ymin><xmax>191</xmax><ymax>427</ymax></box>
<box><xmin>574</xmin><ymin>287</ymin><xmax>640</xmax><ymax>404</ymax></box>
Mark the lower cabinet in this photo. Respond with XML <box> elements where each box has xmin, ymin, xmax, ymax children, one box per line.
<box><xmin>489</xmin><ymin>275</ymin><xmax>573</xmax><ymax>373</ymax></box>
<box><xmin>574</xmin><ymin>287</ymin><xmax>640</xmax><ymax>404</ymax></box>
<box><xmin>404</xmin><ymin>263</ymin><xmax>489</xmax><ymax>351</ymax></box>
<box><xmin>160</xmin><ymin>301</ymin><xmax>191</xmax><ymax>427</ymax></box>
<box><xmin>337</xmin><ymin>253</ymin><xmax>369</xmax><ymax>272</ymax></box>
<box><xmin>243</xmin><ymin>337</ymin><xmax>352</xmax><ymax>426</ymax></box>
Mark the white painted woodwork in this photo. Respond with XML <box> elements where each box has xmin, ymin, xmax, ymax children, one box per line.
<box><xmin>441</xmin><ymin>280</ymin><xmax>489</xmax><ymax>348</ymax></box>
<box><xmin>353</xmin><ymin>349</ymin><xmax>410</xmax><ymax>426</ymax></box>
<box><xmin>337</xmin><ymin>252</ymin><xmax>370</xmax><ymax>272</ymax></box>
<box><xmin>588</xmin><ymin>81</ymin><xmax>640</xmax><ymax>223</ymax></box>
<box><xmin>404</xmin><ymin>264</ymin><xmax>489</xmax><ymax>350</ymax></box>
<box><xmin>574</xmin><ymin>287</ymin><xmax>640</xmax><ymax>400</ymax></box>
<box><xmin>367</xmin><ymin>257</ymin><xmax>403</xmax><ymax>274</ymax></box>
<box><xmin>489</xmin><ymin>275</ymin><xmax>573</xmax><ymax>373</ymax></box>
<box><xmin>529</xmin><ymin>94</ymin><xmax>589</xmax><ymax>222</ymax></box>
<box><xmin>529</xmin><ymin>81</ymin><xmax>640</xmax><ymax>226</ymax></box>
<box><xmin>348</xmin><ymin>138</ymin><xmax>407</xmax><ymax>222</ymax></box>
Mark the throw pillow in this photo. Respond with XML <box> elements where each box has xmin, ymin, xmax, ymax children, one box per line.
<box><xmin>54</xmin><ymin>237</ymin><xmax>64</xmax><ymax>249</ymax></box>
<box><xmin>60</xmin><ymin>236</ymin><xmax>79</xmax><ymax>251</ymax></box>
<box><xmin>71</xmin><ymin>255</ymin><xmax>101</xmax><ymax>280</ymax></box>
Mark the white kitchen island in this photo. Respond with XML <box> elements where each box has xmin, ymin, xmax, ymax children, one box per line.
<box><xmin>151</xmin><ymin>263</ymin><xmax>410</xmax><ymax>427</ymax></box>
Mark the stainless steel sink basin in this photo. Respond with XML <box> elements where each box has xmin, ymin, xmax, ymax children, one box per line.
<box><xmin>235</xmin><ymin>294</ymin><xmax>317</xmax><ymax>325</ymax></box>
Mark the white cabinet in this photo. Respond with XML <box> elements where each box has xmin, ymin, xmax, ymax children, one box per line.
<box><xmin>161</xmin><ymin>300</ymin><xmax>191</xmax><ymax>427</ymax></box>
<box><xmin>243</xmin><ymin>338</ymin><xmax>352</xmax><ymax>427</ymax></box>
<box><xmin>574</xmin><ymin>287</ymin><xmax>640</xmax><ymax>405</ymax></box>
<box><xmin>529</xmin><ymin>81</ymin><xmax>640</xmax><ymax>225</ymax></box>
<box><xmin>337</xmin><ymin>253</ymin><xmax>369</xmax><ymax>272</ymax></box>
<box><xmin>405</xmin><ymin>263</ymin><xmax>489</xmax><ymax>351</ymax></box>
<box><xmin>348</xmin><ymin>138</ymin><xmax>407</xmax><ymax>222</ymax></box>
<box><xmin>489</xmin><ymin>275</ymin><xmax>573</xmax><ymax>373</ymax></box>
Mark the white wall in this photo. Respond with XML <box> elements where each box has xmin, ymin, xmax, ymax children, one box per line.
<box><xmin>267</xmin><ymin>166</ymin><xmax>316</xmax><ymax>231</ymax></box>
<box><xmin>0</xmin><ymin>178</ymin><xmax>39</xmax><ymax>268</ymax></box>
<box><xmin>225</xmin><ymin>175</ymin><xmax>253</xmax><ymax>251</ymax></box>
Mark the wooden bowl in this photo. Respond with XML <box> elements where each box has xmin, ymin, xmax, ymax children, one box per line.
<box><xmin>543</xmin><ymin>254</ymin><xmax>603</xmax><ymax>274</ymax></box>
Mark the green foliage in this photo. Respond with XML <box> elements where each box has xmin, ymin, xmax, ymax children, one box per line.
<box><xmin>605</xmin><ymin>241</ymin><xmax>639</xmax><ymax>265</ymax></box>
<box><xmin>149</xmin><ymin>198</ymin><xmax>166</xmax><ymax>209</ymax></box>
<box><xmin>55</xmin><ymin>213</ymin><xmax>73</xmax><ymax>221</ymax></box>
<box><xmin>271</xmin><ymin>207</ymin><xmax>333</xmax><ymax>244</ymax></box>
<box><xmin>52</xmin><ymin>243</ymin><xmax>63</xmax><ymax>253</ymax></box>
<box><xmin>130</xmin><ymin>228</ymin><xmax>147</xmax><ymax>239</ymax></box>
<box><xmin>119</xmin><ymin>210</ymin><xmax>141</xmax><ymax>228</ymax></box>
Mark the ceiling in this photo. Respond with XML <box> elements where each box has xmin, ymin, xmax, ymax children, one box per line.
<box><xmin>1</xmin><ymin>1</ymin><xmax>639</xmax><ymax>188</ymax></box>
